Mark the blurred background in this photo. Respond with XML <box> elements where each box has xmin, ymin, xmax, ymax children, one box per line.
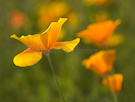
<box><xmin>0</xmin><ymin>0</ymin><xmax>135</xmax><ymax>102</ymax></box>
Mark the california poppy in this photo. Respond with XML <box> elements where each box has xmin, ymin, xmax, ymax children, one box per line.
<box><xmin>77</xmin><ymin>20</ymin><xmax>121</xmax><ymax>43</ymax></box>
<box><xmin>102</xmin><ymin>74</ymin><xmax>123</xmax><ymax>92</ymax></box>
<box><xmin>82</xmin><ymin>50</ymin><xmax>116</xmax><ymax>76</ymax></box>
<box><xmin>11</xmin><ymin>18</ymin><xmax>80</xmax><ymax>67</ymax></box>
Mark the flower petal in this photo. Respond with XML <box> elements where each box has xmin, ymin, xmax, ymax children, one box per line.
<box><xmin>102</xmin><ymin>74</ymin><xmax>123</xmax><ymax>92</ymax></box>
<box><xmin>77</xmin><ymin>30</ymin><xmax>91</xmax><ymax>39</ymax></box>
<box><xmin>10</xmin><ymin>34</ymin><xmax>45</xmax><ymax>51</ymax></box>
<box><xmin>40</xmin><ymin>33</ymin><xmax>49</xmax><ymax>50</ymax></box>
<box><xmin>105</xmin><ymin>20</ymin><xmax>121</xmax><ymax>40</ymax></box>
<box><xmin>82</xmin><ymin>49</ymin><xmax>116</xmax><ymax>75</ymax></box>
<box><xmin>53</xmin><ymin>42</ymin><xmax>67</xmax><ymax>48</ymax></box>
<box><xmin>77</xmin><ymin>20</ymin><xmax>121</xmax><ymax>43</ymax></box>
<box><xmin>106</xmin><ymin>34</ymin><xmax>124</xmax><ymax>47</ymax></box>
<box><xmin>13</xmin><ymin>48</ymin><xmax>42</xmax><ymax>67</ymax></box>
<box><xmin>103</xmin><ymin>50</ymin><xmax>116</xmax><ymax>69</ymax></box>
<box><xmin>54</xmin><ymin>38</ymin><xmax>80</xmax><ymax>52</ymax></box>
<box><xmin>42</xmin><ymin>18</ymin><xmax>67</xmax><ymax>49</ymax></box>
<box><xmin>87</xmin><ymin>20</ymin><xmax>121</xmax><ymax>42</ymax></box>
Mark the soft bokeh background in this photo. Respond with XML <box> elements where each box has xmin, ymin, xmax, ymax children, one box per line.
<box><xmin>0</xmin><ymin>0</ymin><xmax>135</xmax><ymax>102</ymax></box>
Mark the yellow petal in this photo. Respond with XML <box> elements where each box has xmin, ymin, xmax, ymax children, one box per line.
<box><xmin>10</xmin><ymin>34</ymin><xmax>45</xmax><ymax>51</ymax></box>
<box><xmin>102</xmin><ymin>74</ymin><xmax>123</xmax><ymax>92</ymax></box>
<box><xmin>53</xmin><ymin>42</ymin><xmax>67</xmax><ymax>48</ymax></box>
<box><xmin>106</xmin><ymin>33</ymin><xmax>124</xmax><ymax>47</ymax></box>
<box><xmin>42</xmin><ymin>18</ymin><xmax>67</xmax><ymax>49</ymax></box>
<box><xmin>40</xmin><ymin>33</ymin><xmax>49</xmax><ymax>50</ymax></box>
<box><xmin>54</xmin><ymin>38</ymin><xmax>80</xmax><ymax>52</ymax></box>
<box><xmin>13</xmin><ymin>48</ymin><xmax>42</xmax><ymax>67</ymax></box>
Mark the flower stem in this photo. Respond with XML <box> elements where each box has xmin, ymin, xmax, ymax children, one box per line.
<box><xmin>106</xmin><ymin>77</ymin><xmax>119</xmax><ymax>102</ymax></box>
<box><xmin>45</xmin><ymin>53</ymin><xmax>65</xmax><ymax>102</ymax></box>
<box><xmin>110</xmin><ymin>89</ymin><xmax>118</xmax><ymax>102</ymax></box>
<box><xmin>102</xmin><ymin>40</ymin><xmax>108</xmax><ymax>50</ymax></box>
<box><xmin>103</xmin><ymin>41</ymin><xmax>118</xmax><ymax>102</ymax></box>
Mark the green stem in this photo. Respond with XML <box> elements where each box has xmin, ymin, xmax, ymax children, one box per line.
<box><xmin>45</xmin><ymin>53</ymin><xmax>65</xmax><ymax>102</ymax></box>
<box><xmin>106</xmin><ymin>77</ymin><xmax>119</xmax><ymax>102</ymax></box>
<box><xmin>110</xmin><ymin>89</ymin><xmax>118</xmax><ymax>102</ymax></box>
<box><xmin>102</xmin><ymin>40</ymin><xmax>108</xmax><ymax>50</ymax></box>
<box><xmin>103</xmin><ymin>41</ymin><xmax>118</xmax><ymax>102</ymax></box>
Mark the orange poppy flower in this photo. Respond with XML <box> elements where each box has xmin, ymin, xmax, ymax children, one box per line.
<box><xmin>102</xmin><ymin>74</ymin><xmax>123</xmax><ymax>92</ymax></box>
<box><xmin>82</xmin><ymin>50</ymin><xmax>116</xmax><ymax>76</ymax></box>
<box><xmin>11</xmin><ymin>18</ymin><xmax>80</xmax><ymax>67</ymax></box>
<box><xmin>77</xmin><ymin>20</ymin><xmax>121</xmax><ymax>43</ymax></box>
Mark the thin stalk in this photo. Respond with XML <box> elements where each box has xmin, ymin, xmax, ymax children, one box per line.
<box><xmin>102</xmin><ymin>40</ymin><xmax>108</xmax><ymax>50</ymax></box>
<box><xmin>45</xmin><ymin>53</ymin><xmax>65</xmax><ymax>102</ymax></box>
<box><xmin>106</xmin><ymin>77</ymin><xmax>118</xmax><ymax>102</ymax></box>
<box><xmin>110</xmin><ymin>89</ymin><xmax>118</xmax><ymax>102</ymax></box>
<box><xmin>103</xmin><ymin>41</ymin><xmax>118</xmax><ymax>102</ymax></box>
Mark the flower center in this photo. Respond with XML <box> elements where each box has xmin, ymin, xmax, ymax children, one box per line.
<box><xmin>42</xmin><ymin>50</ymin><xmax>51</xmax><ymax>55</ymax></box>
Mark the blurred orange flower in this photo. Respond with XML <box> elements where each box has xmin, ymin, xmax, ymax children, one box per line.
<box><xmin>37</xmin><ymin>1</ymin><xmax>78</xmax><ymax>29</ymax></box>
<box><xmin>82</xmin><ymin>50</ymin><xmax>116</xmax><ymax>76</ymax></box>
<box><xmin>81</xmin><ymin>33</ymin><xmax>124</xmax><ymax>48</ymax></box>
<box><xmin>67</xmin><ymin>11</ymin><xmax>78</xmax><ymax>28</ymax></box>
<box><xmin>77</xmin><ymin>20</ymin><xmax>121</xmax><ymax>43</ymax></box>
<box><xmin>102</xmin><ymin>74</ymin><xmax>123</xmax><ymax>92</ymax></box>
<box><xmin>83</xmin><ymin>0</ymin><xmax>113</xmax><ymax>6</ymax></box>
<box><xmin>11</xmin><ymin>18</ymin><xmax>80</xmax><ymax>67</ymax></box>
<box><xmin>9</xmin><ymin>10</ymin><xmax>27</xmax><ymax>28</ymax></box>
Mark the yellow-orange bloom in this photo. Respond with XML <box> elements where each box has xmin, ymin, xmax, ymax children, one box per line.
<box><xmin>77</xmin><ymin>20</ymin><xmax>121</xmax><ymax>43</ymax></box>
<box><xmin>37</xmin><ymin>1</ymin><xmax>78</xmax><ymax>29</ymax></box>
<box><xmin>11</xmin><ymin>18</ymin><xmax>80</xmax><ymax>67</ymax></box>
<box><xmin>37</xmin><ymin>2</ymin><xmax>69</xmax><ymax>28</ymax></box>
<box><xmin>83</xmin><ymin>0</ymin><xmax>113</xmax><ymax>6</ymax></box>
<box><xmin>82</xmin><ymin>50</ymin><xmax>116</xmax><ymax>76</ymax></box>
<box><xmin>102</xmin><ymin>74</ymin><xmax>123</xmax><ymax>92</ymax></box>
